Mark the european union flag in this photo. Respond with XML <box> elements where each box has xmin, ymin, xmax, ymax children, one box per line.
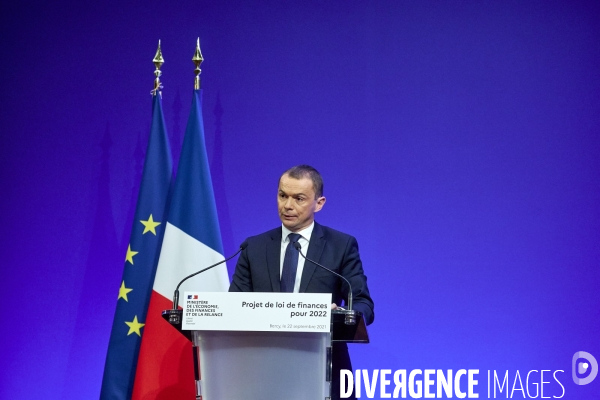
<box><xmin>100</xmin><ymin>92</ymin><xmax>173</xmax><ymax>399</ymax></box>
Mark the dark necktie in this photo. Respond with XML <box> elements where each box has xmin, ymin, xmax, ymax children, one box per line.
<box><xmin>280</xmin><ymin>233</ymin><xmax>302</xmax><ymax>292</ymax></box>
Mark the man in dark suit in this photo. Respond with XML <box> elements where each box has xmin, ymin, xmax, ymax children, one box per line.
<box><xmin>230</xmin><ymin>165</ymin><xmax>374</xmax><ymax>400</ymax></box>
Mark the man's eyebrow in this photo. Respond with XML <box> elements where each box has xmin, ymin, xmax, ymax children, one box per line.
<box><xmin>279</xmin><ymin>189</ymin><xmax>308</xmax><ymax>197</ymax></box>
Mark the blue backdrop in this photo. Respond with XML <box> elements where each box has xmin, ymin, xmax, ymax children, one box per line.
<box><xmin>1</xmin><ymin>1</ymin><xmax>599</xmax><ymax>398</ymax></box>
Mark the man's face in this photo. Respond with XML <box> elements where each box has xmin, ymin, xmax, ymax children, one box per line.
<box><xmin>277</xmin><ymin>174</ymin><xmax>326</xmax><ymax>232</ymax></box>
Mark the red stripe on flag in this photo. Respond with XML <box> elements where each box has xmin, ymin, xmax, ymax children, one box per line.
<box><xmin>132</xmin><ymin>291</ymin><xmax>195</xmax><ymax>399</ymax></box>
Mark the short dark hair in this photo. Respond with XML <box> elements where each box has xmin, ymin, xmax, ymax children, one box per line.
<box><xmin>282</xmin><ymin>165</ymin><xmax>324</xmax><ymax>198</ymax></box>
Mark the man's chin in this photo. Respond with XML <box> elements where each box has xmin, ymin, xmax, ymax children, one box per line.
<box><xmin>281</xmin><ymin>222</ymin><xmax>296</xmax><ymax>230</ymax></box>
<box><xmin>280</xmin><ymin>219</ymin><xmax>299</xmax><ymax>231</ymax></box>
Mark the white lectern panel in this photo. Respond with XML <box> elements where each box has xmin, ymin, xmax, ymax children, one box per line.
<box><xmin>194</xmin><ymin>330</ymin><xmax>328</xmax><ymax>400</ymax></box>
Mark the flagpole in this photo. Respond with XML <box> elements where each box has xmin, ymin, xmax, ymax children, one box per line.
<box><xmin>153</xmin><ymin>40</ymin><xmax>164</xmax><ymax>96</ymax></box>
<box><xmin>193</xmin><ymin>38</ymin><xmax>203</xmax><ymax>90</ymax></box>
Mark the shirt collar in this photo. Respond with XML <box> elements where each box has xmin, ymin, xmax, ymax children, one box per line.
<box><xmin>282</xmin><ymin>221</ymin><xmax>314</xmax><ymax>243</ymax></box>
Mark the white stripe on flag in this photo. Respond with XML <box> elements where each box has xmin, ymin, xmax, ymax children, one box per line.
<box><xmin>153</xmin><ymin>222</ymin><xmax>230</xmax><ymax>299</ymax></box>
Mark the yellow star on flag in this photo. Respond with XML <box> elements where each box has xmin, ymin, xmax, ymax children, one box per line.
<box><xmin>125</xmin><ymin>316</ymin><xmax>145</xmax><ymax>336</ymax></box>
<box><xmin>140</xmin><ymin>214</ymin><xmax>161</xmax><ymax>235</ymax></box>
<box><xmin>125</xmin><ymin>244</ymin><xmax>138</xmax><ymax>265</ymax></box>
<box><xmin>118</xmin><ymin>281</ymin><xmax>133</xmax><ymax>302</ymax></box>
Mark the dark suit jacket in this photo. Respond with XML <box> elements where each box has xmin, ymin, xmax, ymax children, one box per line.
<box><xmin>229</xmin><ymin>222</ymin><xmax>374</xmax><ymax>324</ymax></box>
<box><xmin>229</xmin><ymin>222</ymin><xmax>374</xmax><ymax>400</ymax></box>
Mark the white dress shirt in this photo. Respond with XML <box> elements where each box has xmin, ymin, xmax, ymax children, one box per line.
<box><xmin>280</xmin><ymin>221</ymin><xmax>314</xmax><ymax>293</ymax></box>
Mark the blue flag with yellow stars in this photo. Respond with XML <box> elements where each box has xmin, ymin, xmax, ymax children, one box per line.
<box><xmin>100</xmin><ymin>92</ymin><xmax>173</xmax><ymax>399</ymax></box>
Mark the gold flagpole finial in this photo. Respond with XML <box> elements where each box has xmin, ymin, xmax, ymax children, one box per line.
<box><xmin>193</xmin><ymin>37</ymin><xmax>204</xmax><ymax>90</ymax></box>
<box><xmin>152</xmin><ymin>40</ymin><xmax>164</xmax><ymax>96</ymax></box>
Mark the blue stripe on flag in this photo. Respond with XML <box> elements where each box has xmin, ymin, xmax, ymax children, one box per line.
<box><xmin>167</xmin><ymin>90</ymin><xmax>224</xmax><ymax>254</ymax></box>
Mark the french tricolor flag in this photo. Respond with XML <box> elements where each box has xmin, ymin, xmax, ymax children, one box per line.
<box><xmin>132</xmin><ymin>89</ymin><xmax>229</xmax><ymax>399</ymax></box>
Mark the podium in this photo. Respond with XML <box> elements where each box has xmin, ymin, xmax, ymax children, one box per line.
<box><xmin>163</xmin><ymin>292</ymin><xmax>369</xmax><ymax>400</ymax></box>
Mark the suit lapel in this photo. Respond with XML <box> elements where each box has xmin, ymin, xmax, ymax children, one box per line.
<box><xmin>267</xmin><ymin>228</ymin><xmax>282</xmax><ymax>292</ymax></box>
<box><xmin>299</xmin><ymin>222</ymin><xmax>326</xmax><ymax>293</ymax></box>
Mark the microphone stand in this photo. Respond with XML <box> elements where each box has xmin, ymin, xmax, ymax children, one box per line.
<box><xmin>294</xmin><ymin>243</ymin><xmax>357</xmax><ymax>325</ymax></box>
<box><xmin>167</xmin><ymin>243</ymin><xmax>246</xmax><ymax>325</ymax></box>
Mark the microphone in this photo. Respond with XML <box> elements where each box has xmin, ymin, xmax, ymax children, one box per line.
<box><xmin>168</xmin><ymin>241</ymin><xmax>248</xmax><ymax>324</ymax></box>
<box><xmin>293</xmin><ymin>242</ymin><xmax>357</xmax><ymax>325</ymax></box>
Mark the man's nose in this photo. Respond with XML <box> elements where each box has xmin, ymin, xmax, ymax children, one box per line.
<box><xmin>284</xmin><ymin>197</ymin><xmax>294</xmax><ymax>209</ymax></box>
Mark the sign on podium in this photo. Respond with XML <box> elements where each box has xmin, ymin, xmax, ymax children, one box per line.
<box><xmin>182</xmin><ymin>291</ymin><xmax>332</xmax><ymax>333</ymax></box>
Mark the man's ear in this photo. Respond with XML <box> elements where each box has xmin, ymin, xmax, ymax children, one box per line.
<box><xmin>315</xmin><ymin>196</ymin><xmax>326</xmax><ymax>212</ymax></box>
